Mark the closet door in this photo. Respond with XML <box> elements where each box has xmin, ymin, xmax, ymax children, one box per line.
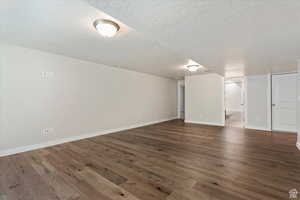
<box><xmin>272</xmin><ymin>73</ymin><xmax>297</xmax><ymax>132</ymax></box>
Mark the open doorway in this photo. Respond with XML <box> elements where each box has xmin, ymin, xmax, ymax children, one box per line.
<box><xmin>225</xmin><ymin>77</ymin><xmax>245</xmax><ymax>128</ymax></box>
<box><xmin>177</xmin><ymin>80</ymin><xmax>185</xmax><ymax>119</ymax></box>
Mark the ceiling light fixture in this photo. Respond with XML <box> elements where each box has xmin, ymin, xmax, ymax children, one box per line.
<box><xmin>187</xmin><ymin>64</ymin><xmax>201</xmax><ymax>72</ymax></box>
<box><xmin>93</xmin><ymin>19</ymin><xmax>120</xmax><ymax>37</ymax></box>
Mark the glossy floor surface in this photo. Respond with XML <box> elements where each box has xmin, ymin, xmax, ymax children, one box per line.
<box><xmin>225</xmin><ymin>111</ymin><xmax>244</xmax><ymax>128</ymax></box>
<box><xmin>0</xmin><ymin>120</ymin><xmax>299</xmax><ymax>200</ymax></box>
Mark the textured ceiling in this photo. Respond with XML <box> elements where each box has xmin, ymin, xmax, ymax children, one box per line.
<box><xmin>0</xmin><ymin>0</ymin><xmax>199</xmax><ymax>79</ymax></box>
<box><xmin>85</xmin><ymin>0</ymin><xmax>300</xmax><ymax>76</ymax></box>
<box><xmin>1</xmin><ymin>0</ymin><xmax>300</xmax><ymax>78</ymax></box>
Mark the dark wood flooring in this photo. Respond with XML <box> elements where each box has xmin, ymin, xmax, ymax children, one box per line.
<box><xmin>0</xmin><ymin>120</ymin><xmax>300</xmax><ymax>200</ymax></box>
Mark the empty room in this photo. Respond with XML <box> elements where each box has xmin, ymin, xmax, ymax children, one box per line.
<box><xmin>1</xmin><ymin>1</ymin><xmax>300</xmax><ymax>200</ymax></box>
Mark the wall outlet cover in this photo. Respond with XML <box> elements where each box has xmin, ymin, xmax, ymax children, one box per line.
<box><xmin>41</xmin><ymin>72</ymin><xmax>54</xmax><ymax>80</ymax></box>
<box><xmin>42</xmin><ymin>128</ymin><xmax>54</xmax><ymax>135</ymax></box>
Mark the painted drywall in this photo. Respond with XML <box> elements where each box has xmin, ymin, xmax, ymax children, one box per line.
<box><xmin>185</xmin><ymin>74</ymin><xmax>225</xmax><ymax>126</ymax></box>
<box><xmin>0</xmin><ymin>52</ymin><xmax>3</xmax><ymax>151</ymax></box>
<box><xmin>245</xmin><ymin>75</ymin><xmax>271</xmax><ymax>131</ymax></box>
<box><xmin>298</xmin><ymin>62</ymin><xmax>300</xmax><ymax>147</ymax></box>
<box><xmin>225</xmin><ymin>82</ymin><xmax>242</xmax><ymax>112</ymax></box>
<box><xmin>0</xmin><ymin>45</ymin><xmax>177</xmax><ymax>153</ymax></box>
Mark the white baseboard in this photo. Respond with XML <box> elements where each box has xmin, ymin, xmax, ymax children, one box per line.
<box><xmin>297</xmin><ymin>142</ymin><xmax>300</xmax><ymax>151</ymax></box>
<box><xmin>184</xmin><ymin>120</ymin><xmax>224</xmax><ymax>127</ymax></box>
<box><xmin>245</xmin><ymin>126</ymin><xmax>271</xmax><ymax>131</ymax></box>
<box><xmin>271</xmin><ymin>128</ymin><xmax>297</xmax><ymax>133</ymax></box>
<box><xmin>226</xmin><ymin>109</ymin><xmax>242</xmax><ymax>113</ymax></box>
<box><xmin>245</xmin><ymin>125</ymin><xmax>271</xmax><ymax>131</ymax></box>
<box><xmin>0</xmin><ymin>117</ymin><xmax>177</xmax><ymax>157</ymax></box>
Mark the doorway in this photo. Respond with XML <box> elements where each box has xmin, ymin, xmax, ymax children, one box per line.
<box><xmin>177</xmin><ymin>81</ymin><xmax>185</xmax><ymax>119</ymax></box>
<box><xmin>225</xmin><ymin>78</ymin><xmax>245</xmax><ymax>128</ymax></box>
<box><xmin>272</xmin><ymin>73</ymin><xmax>297</xmax><ymax>132</ymax></box>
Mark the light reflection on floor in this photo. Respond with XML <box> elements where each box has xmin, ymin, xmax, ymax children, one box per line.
<box><xmin>225</xmin><ymin>111</ymin><xmax>244</xmax><ymax>128</ymax></box>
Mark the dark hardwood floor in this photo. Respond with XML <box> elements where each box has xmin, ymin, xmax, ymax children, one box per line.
<box><xmin>0</xmin><ymin>119</ymin><xmax>300</xmax><ymax>200</ymax></box>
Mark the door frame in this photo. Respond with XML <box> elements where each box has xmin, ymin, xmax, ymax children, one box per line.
<box><xmin>177</xmin><ymin>80</ymin><xmax>185</xmax><ymax>119</ymax></box>
<box><xmin>271</xmin><ymin>72</ymin><xmax>298</xmax><ymax>132</ymax></box>
<box><xmin>244</xmin><ymin>74</ymin><xmax>272</xmax><ymax>131</ymax></box>
<box><xmin>224</xmin><ymin>77</ymin><xmax>246</xmax><ymax>128</ymax></box>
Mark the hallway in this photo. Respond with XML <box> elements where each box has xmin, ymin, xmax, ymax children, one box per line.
<box><xmin>225</xmin><ymin>111</ymin><xmax>244</xmax><ymax>128</ymax></box>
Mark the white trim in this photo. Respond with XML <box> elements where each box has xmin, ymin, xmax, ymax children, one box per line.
<box><xmin>272</xmin><ymin>71</ymin><xmax>298</xmax><ymax>75</ymax></box>
<box><xmin>245</xmin><ymin>125</ymin><xmax>271</xmax><ymax>131</ymax></box>
<box><xmin>184</xmin><ymin>78</ymin><xmax>189</xmax><ymax>121</ymax></box>
<box><xmin>271</xmin><ymin>73</ymin><xmax>298</xmax><ymax>131</ymax></box>
<box><xmin>245</xmin><ymin>75</ymin><xmax>272</xmax><ymax>131</ymax></box>
<box><xmin>271</xmin><ymin>129</ymin><xmax>297</xmax><ymax>133</ymax></box>
<box><xmin>244</xmin><ymin>77</ymin><xmax>248</xmax><ymax>126</ymax></box>
<box><xmin>267</xmin><ymin>74</ymin><xmax>272</xmax><ymax>131</ymax></box>
<box><xmin>222</xmin><ymin>76</ymin><xmax>226</xmax><ymax>126</ymax></box>
<box><xmin>226</xmin><ymin>109</ymin><xmax>243</xmax><ymax>112</ymax></box>
<box><xmin>177</xmin><ymin>80</ymin><xmax>185</xmax><ymax>119</ymax></box>
<box><xmin>297</xmin><ymin>142</ymin><xmax>300</xmax><ymax>150</ymax></box>
<box><xmin>177</xmin><ymin>81</ymin><xmax>180</xmax><ymax>118</ymax></box>
<box><xmin>0</xmin><ymin>117</ymin><xmax>177</xmax><ymax>157</ymax></box>
<box><xmin>184</xmin><ymin>120</ymin><xmax>225</xmax><ymax>127</ymax></box>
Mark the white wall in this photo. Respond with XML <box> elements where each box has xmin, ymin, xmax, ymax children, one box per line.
<box><xmin>0</xmin><ymin>45</ymin><xmax>177</xmax><ymax>155</ymax></box>
<box><xmin>0</xmin><ymin>52</ymin><xmax>4</xmax><ymax>151</ymax></box>
<box><xmin>185</xmin><ymin>74</ymin><xmax>225</xmax><ymax>126</ymax></box>
<box><xmin>225</xmin><ymin>82</ymin><xmax>242</xmax><ymax>112</ymax></box>
<box><xmin>245</xmin><ymin>75</ymin><xmax>271</xmax><ymax>131</ymax></box>
<box><xmin>298</xmin><ymin>62</ymin><xmax>300</xmax><ymax>148</ymax></box>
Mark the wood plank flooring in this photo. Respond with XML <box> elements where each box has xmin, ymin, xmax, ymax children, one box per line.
<box><xmin>1</xmin><ymin>119</ymin><xmax>300</xmax><ymax>200</ymax></box>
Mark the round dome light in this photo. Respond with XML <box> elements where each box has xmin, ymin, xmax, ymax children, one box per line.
<box><xmin>93</xmin><ymin>19</ymin><xmax>120</xmax><ymax>37</ymax></box>
<box><xmin>187</xmin><ymin>65</ymin><xmax>200</xmax><ymax>72</ymax></box>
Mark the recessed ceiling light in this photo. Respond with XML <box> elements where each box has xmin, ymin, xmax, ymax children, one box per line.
<box><xmin>93</xmin><ymin>19</ymin><xmax>120</xmax><ymax>37</ymax></box>
<box><xmin>187</xmin><ymin>65</ymin><xmax>201</xmax><ymax>72</ymax></box>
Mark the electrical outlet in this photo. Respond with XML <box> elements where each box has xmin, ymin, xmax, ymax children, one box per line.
<box><xmin>41</xmin><ymin>72</ymin><xmax>54</xmax><ymax>80</ymax></box>
<box><xmin>42</xmin><ymin>128</ymin><xmax>54</xmax><ymax>135</ymax></box>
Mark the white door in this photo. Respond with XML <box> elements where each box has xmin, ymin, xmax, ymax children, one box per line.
<box><xmin>272</xmin><ymin>73</ymin><xmax>297</xmax><ymax>132</ymax></box>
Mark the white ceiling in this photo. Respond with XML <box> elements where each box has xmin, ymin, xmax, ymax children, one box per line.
<box><xmin>1</xmin><ymin>0</ymin><xmax>300</xmax><ymax>78</ymax></box>
<box><xmin>85</xmin><ymin>0</ymin><xmax>300</xmax><ymax>76</ymax></box>
<box><xmin>0</xmin><ymin>0</ymin><xmax>196</xmax><ymax>78</ymax></box>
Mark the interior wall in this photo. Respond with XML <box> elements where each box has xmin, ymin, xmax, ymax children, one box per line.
<box><xmin>225</xmin><ymin>82</ymin><xmax>242</xmax><ymax>112</ymax></box>
<box><xmin>185</xmin><ymin>73</ymin><xmax>225</xmax><ymax>126</ymax></box>
<box><xmin>0</xmin><ymin>53</ymin><xmax>4</xmax><ymax>151</ymax></box>
<box><xmin>245</xmin><ymin>75</ymin><xmax>271</xmax><ymax>131</ymax></box>
<box><xmin>298</xmin><ymin>62</ymin><xmax>300</xmax><ymax>147</ymax></box>
<box><xmin>0</xmin><ymin>44</ymin><xmax>177</xmax><ymax>153</ymax></box>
